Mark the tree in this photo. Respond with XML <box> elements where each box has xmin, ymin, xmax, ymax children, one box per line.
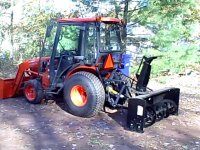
<box><xmin>131</xmin><ymin>0</ymin><xmax>200</xmax><ymax>75</ymax></box>
<box><xmin>0</xmin><ymin>1</ymin><xmax>11</xmax><ymax>51</ymax></box>
<box><xmin>134</xmin><ymin>0</ymin><xmax>200</xmax><ymax>49</ymax></box>
<box><xmin>13</xmin><ymin>0</ymin><xmax>64</xmax><ymax>59</ymax></box>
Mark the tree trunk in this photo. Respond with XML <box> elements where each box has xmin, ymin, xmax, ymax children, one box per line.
<box><xmin>10</xmin><ymin>0</ymin><xmax>14</xmax><ymax>60</ymax></box>
<box><xmin>122</xmin><ymin>0</ymin><xmax>129</xmax><ymax>51</ymax></box>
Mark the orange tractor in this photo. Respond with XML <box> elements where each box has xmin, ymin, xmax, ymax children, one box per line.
<box><xmin>0</xmin><ymin>17</ymin><xmax>180</xmax><ymax>132</ymax></box>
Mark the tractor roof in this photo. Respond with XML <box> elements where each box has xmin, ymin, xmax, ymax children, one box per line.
<box><xmin>58</xmin><ymin>17</ymin><xmax>122</xmax><ymax>24</ymax></box>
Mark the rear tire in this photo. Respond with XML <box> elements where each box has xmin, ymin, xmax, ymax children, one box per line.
<box><xmin>24</xmin><ymin>79</ymin><xmax>44</xmax><ymax>104</ymax></box>
<box><xmin>64</xmin><ymin>71</ymin><xmax>105</xmax><ymax>118</ymax></box>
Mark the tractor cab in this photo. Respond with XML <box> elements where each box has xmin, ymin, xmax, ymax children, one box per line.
<box><xmin>41</xmin><ymin>17</ymin><xmax>125</xmax><ymax>90</ymax></box>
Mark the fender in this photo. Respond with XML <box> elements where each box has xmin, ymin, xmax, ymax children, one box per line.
<box><xmin>66</xmin><ymin>65</ymin><xmax>97</xmax><ymax>79</ymax></box>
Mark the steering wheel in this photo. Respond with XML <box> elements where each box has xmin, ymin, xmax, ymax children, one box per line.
<box><xmin>60</xmin><ymin>50</ymin><xmax>77</xmax><ymax>56</ymax></box>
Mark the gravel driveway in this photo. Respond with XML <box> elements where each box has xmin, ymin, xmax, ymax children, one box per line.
<box><xmin>0</xmin><ymin>74</ymin><xmax>200</xmax><ymax>150</ymax></box>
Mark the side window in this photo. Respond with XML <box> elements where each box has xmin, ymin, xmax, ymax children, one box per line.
<box><xmin>85</xmin><ymin>25</ymin><xmax>96</xmax><ymax>59</ymax></box>
<box><xmin>57</xmin><ymin>25</ymin><xmax>80</xmax><ymax>55</ymax></box>
<box><xmin>100</xmin><ymin>24</ymin><xmax>121</xmax><ymax>52</ymax></box>
<box><xmin>44</xmin><ymin>24</ymin><xmax>57</xmax><ymax>57</ymax></box>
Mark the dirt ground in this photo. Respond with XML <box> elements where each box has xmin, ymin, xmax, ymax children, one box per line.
<box><xmin>0</xmin><ymin>73</ymin><xmax>200</xmax><ymax>150</ymax></box>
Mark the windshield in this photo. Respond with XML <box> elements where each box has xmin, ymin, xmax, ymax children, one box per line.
<box><xmin>57</xmin><ymin>25</ymin><xmax>80</xmax><ymax>55</ymax></box>
<box><xmin>100</xmin><ymin>23</ymin><xmax>123</xmax><ymax>52</ymax></box>
<box><xmin>43</xmin><ymin>21</ymin><xmax>57</xmax><ymax>57</ymax></box>
<box><xmin>57</xmin><ymin>23</ymin><xmax>96</xmax><ymax>58</ymax></box>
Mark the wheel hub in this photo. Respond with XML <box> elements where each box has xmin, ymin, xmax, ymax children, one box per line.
<box><xmin>70</xmin><ymin>85</ymin><xmax>87</xmax><ymax>107</ymax></box>
<box><xmin>24</xmin><ymin>84</ymin><xmax>36</xmax><ymax>101</ymax></box>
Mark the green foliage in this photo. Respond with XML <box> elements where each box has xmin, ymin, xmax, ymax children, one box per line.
<box><xmin>134</xmin><ymin>0</ymin><xmax>199</xmax><ymax>48</ymax></box>
<box><xmin>0</xmin><ymin>51</ymin><xmax>17</xmax><ymax>78</ymax></box>
<box><xmin>137</xmin><ymin>0</ymin><xmax>198</xmax><ymax>24</ymax></box>
<box><xmin>0</xmin><ymin>1</ymin><xmax>11</xmax><ymax>44</ymax></box>
<box><xmin>0</xmin><ymin>0</ymin><xmax>199</xmax><ymax>78</ymax></box>
<box><xmin>151</xmin><ymin>21</ymin><xmax>192</xmax><ymax>49</ymax></box>
<box><xmin>142</xmin><ymin>43</ymin><xmax>199</xmax><ymax>76</ymax></box>
<box><xmin>63</xmin><ymin>26</ymin><xmax>79</xmax><ymax>41</ymax></box>
<box><xmin>0</xmin><ymin>1</ymin><xmax>11</xmax><ymax>10</ymax></box>
<box><xmin>15</xmin><ymin>5</ymin><xmax>63</xmax><ymax>60</ymax></box>
<box><xmin>58</xmin><ymin>26</ymin><xmax>79</xmax><ymax>51</ymax></box>
<box><xmin>128</xmin><ymin>0</ymin><xmax>200</xmax><ymax>76</ymax></box>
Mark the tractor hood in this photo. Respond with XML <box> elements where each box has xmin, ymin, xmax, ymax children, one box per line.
<box><xmin>24</xmin><ymin>57</ymin><xmax>50</xmax><ymax>72</ymax></box>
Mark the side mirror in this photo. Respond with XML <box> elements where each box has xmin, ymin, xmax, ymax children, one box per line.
<box><xmin>46</xmin><ymin>24</ymin><xmax>53</xmax><ymax>37</ymax></box>
<box><xmin>39</xmin><ymin>39</ymin><xmax>44</xmax><ymax>50</ymax></box>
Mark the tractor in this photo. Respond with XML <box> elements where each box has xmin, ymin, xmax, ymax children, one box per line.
<box><xmin>0</xmin><ymin>17</ymin><xmax>180</xmax><ymax>132</ymax></box>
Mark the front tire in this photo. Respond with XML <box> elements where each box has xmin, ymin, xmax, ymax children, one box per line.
<box><xmin>64</xmin><ymin>71</ymin><xmax>105</xmax><ymax>118</ymax></box>
<box><xmin>23</xmin><ymin>79</ymin><xmax>44</xmax><ymax>104</ymax></box>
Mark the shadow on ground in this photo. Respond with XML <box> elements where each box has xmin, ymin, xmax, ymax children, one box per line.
<box><xmin>0</xmin><ymin>91</ymin><xmax>200</xmax><ymax>150</ymax></box>
<box><xmin>0</xmin><ymin>97</ymin><xmax>141</xmax><ymax>150</ymax></box>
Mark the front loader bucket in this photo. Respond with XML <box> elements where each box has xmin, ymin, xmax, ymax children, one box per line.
<box><xmin>127</xmin><ymin>87</ymin><xmax>180</xmax><ymax>133</ymax></box>
<box><xmin>0</xmin><ymin>62</ymin><xmax>31</xmax><ymax>99</ymax></box>
<box><xmin>0</xmin><ymin>78</ymin><xmax>15</xmax><ymax>99</ymax></box>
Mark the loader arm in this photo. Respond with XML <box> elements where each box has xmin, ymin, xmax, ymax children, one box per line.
<box><xmin>12</xmin><ymin>62</ymin><xmax>31</xmax><ymax>95</ymax></box>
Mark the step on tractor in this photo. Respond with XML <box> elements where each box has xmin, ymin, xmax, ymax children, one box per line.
<box><xmin>0</xmin><ymin>17</ymin><xmax>180</xmax><ymax>133</ymax></box>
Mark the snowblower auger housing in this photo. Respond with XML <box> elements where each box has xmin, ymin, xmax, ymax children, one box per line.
<box><xmin>0</xmin><ymin>17</ymin><xmax>180</xmax><ymax>133</ymax></box>
<box><xmin>127</xmin><ymin>87</ymin><xmax>180</xmax><ymax>133</ymax></box>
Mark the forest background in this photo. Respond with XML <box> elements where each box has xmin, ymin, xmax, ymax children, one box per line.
<box><xmin>0</xmin><ymin>0</ymin><xmax>200</xmax><ymax>77</ymax></box>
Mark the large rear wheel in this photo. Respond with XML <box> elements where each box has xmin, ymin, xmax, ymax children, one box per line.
<box><xmin>24</xmin><ymin>79</ymin><xmax>44</xmax><ymax>104</ymax></box>
<box><xmin>64</xmin><ymin>71</ymin><xmax>105</xmax><ymax>117</ymax></box>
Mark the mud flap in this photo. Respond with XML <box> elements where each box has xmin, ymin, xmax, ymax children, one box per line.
<box><xmin>127</xmin><ymin>87</ymin><xmax>180</xmax><ymax>133</ymax></box>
